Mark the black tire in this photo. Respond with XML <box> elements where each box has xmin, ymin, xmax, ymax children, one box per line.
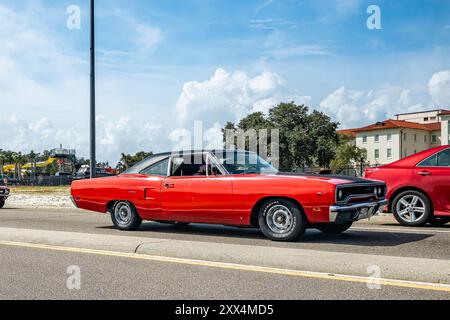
<box><xmin>258</xmin><ymin>198</ymin><xmax>306</xmax><ymax>242</ymax></box>
<box><xmin>392</xmin><ymin>190</ymin><xmax>431</xmax><ymax>227</ymax></box>
<box><xmin>315</xmin><ymin>222</ymin><xmax>353</xmax><ymax>234</ymax></box>
<box><xmin>0</xmin><ymin>200</ymin><xmax>4</xmax><ymax>209</ymax></box>
<box><xmin>111</xmin><ymin>201</ymin><xmax>142</xmax><ymax>231</ymax></box>
<box><xmin>428</xmin><ymin>216</ymin><xmax>450</xmax><ymax>227</ymax></box>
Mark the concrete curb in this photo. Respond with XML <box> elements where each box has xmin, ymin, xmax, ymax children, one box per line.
<box><xmin>0</xmin><ymin>227</ymin><xmax>449</xmax><ymax>285</ymax></box>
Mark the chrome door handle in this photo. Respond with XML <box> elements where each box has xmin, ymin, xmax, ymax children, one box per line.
<box><xmin>164</xmin><ymin>183</ymin><xmax>175</xmax><ymax>189</ymax></box>
<box><xmin>418</xmin><ymin>171</ymin><xmax>431</xmax><ymax>176</ymax></box>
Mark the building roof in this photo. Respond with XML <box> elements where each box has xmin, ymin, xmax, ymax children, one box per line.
<box><xmin>344</xmin><ymin>119</ymin><xmax>441</xmax><ymax>134</ymax></box>
<box><xmin>439</xmin><ymin>110</ymin><xmax>450</xmax><ymax>116</ymax></box>
<box><xmin>394</xmin><ymin>109</ymin><xmax>448</xmax><ymax>117</ymax></box>
<box><xmin>336</xmin><ymin>129</ymin><xmax>356</xmax><ymax>138</ymax></box>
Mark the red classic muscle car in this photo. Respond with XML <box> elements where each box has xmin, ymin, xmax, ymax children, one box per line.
<box><xmin>364</xmin><ymin>145</ymin><xmax>450</xmax><ymax>227</ymax></box>
<box><xmin>0</xmin><ymin>186</ymin><xmax>10</xmax><ymax>209</ymax></box>
<box><xmin>71</xmin><ymin>150</ymin><xmax>388</xmax><ymax>241</ymax></box>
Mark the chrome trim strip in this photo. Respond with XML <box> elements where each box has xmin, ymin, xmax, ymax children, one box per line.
<box><xmin>330</xmin><ymin>199</ymin><xmax>388</xmax><ymax>213</ymax></box>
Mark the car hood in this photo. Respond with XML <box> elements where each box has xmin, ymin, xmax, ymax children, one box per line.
<box><xmin>275</xmin><ymin>172</ymin><xmax>375</xmax><ymax>186</ymax></box>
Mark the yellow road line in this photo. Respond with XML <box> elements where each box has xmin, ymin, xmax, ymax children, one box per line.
<box><xmin>1</xmin><ymin>240</ymin><xmax>450</xmax><ymax>293</ymax></box>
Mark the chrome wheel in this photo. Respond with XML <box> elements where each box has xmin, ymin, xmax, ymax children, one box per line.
<box><xmin>266</xmin><ymin>205</ymin><xmax>294</xmax><ymax>235</ymax></box>
<box><xmin>396</xmin><ymin>195</ymin><xmax>426</xmax><ymax>223</ymax></box>
<box><xmin>114</xmin><ymin>202</ymin><xmax>132</xmax><ymax>227</ymax></box>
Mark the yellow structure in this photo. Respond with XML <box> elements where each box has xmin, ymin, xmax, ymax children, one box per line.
<box><xmin>2</xmin><ymin>157</ymin><xmax>56</xmax><ymax>174</ymax></box>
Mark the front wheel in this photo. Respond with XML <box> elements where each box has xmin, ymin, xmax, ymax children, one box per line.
<box><xmin>258</xmin><ymin>199</ymin><xmax>307</xmax><ymax>242</ymax></box>
<box><xmin>111</xmin><ymin>201</ymin><xmax>142</xmax><ymax>231</ymax></box>
<box><xmin>392</xmin><ymin>191</ymin><xmax>431</xmax><ymax>227</ymax></box>
<box><xmin>0</xmin><ymin>200</ymin><xmax>4</xmax><ymax>209</ymax></box>
<box><xmin>315</xmin><ymin>222</ymin><xmax>353</xmax><ymax>234</ymax></box>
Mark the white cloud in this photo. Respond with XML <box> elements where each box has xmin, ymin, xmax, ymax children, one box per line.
<box><xmin>256</xmin><ymin>0</ymin><xmax>276</xmax><ymax>13</ymax></box>
<box><xmin>248</xmin><ymin>18</ymin><xmax>297</xmax><ymax>30</ymax></box>
<box><xmin>319</xmin><ymin>85</ymin><xmax>431</xmax><ymax>129</ymax></box>
<box><xmin>0</xmin><ymin>114</ymin><xmax>166</xmax><ymax>164</ymax></box>
<box><xmin>174</xmin><ymin>68</ymin><xmax>309</xmax><ymax>127</ymax></box>
<box><xmin>429</xmin><ymin>70</ymin><xmax>450</xmax><ymax>107</ymax></box>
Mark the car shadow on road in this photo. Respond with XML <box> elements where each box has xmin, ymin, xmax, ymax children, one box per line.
<box><xmin>377</xmin><ymin>223</ymin><xmax>450</xmax><ymax>230</ymax></box>
<box><xmin>98</xmin><ymin>222</ymin><xmax>433</xmax><ymax>247</ymax></box>
<box><xmin>301</xmin><ymin>229</ymin><xmax>433</xmax><ymax>246</ymax></box>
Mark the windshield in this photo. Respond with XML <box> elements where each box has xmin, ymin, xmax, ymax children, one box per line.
<box><xmin>213</xmin><ymin>151</ymin><xmax>278</xmax><ymax>175</ymax></box>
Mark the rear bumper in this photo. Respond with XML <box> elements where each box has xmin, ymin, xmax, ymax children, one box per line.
<box><xmin>70</xmin><ymin>195</ymin><xmax>79</xmax><ymax>208</ymax></box>
<box><xmin>329</xmin><ymin>199</ymin><xmax>388</xmax><ymax>224</ymax></box>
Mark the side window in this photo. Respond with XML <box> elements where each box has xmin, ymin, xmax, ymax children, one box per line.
<box><xmin>170</xmin><ymin>155</ymin><xmax>207</xmax><ymax>177</ymax></box>
<box><xmin>418</xmin><ymin>154</ymin><xmax>437</xmax><ymax>167</ymax></box>
<box><xmin>418</xmin><ymin>149</ymin><xmax>450</xmax><ymax>167</ymax></box>
<box><xmin>437</xmin><ymin>149</ymin><xmax>450</xmax><ymax>167</ymax></box>
<box><xmin>140</xmin><ymin>158</ymin><xmax>169</xmax><ymax>176</ymax></box>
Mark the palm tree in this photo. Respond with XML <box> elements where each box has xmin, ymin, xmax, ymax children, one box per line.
<box><xmin>12</xmin><ymin>152</ymin><xmax>26</xmax><ymax>181</ymax></box>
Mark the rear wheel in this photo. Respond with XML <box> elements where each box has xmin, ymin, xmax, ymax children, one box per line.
<box><xmin>428</xmin><ymin>216</ymin><xmax>450</xmax><ymax>227</ymax></box>
<box><xmin>0</xmin><ymin>200</ymin><xmax>4</xmax><ymax>209</ymax></box>
<box><xmin>111</xmin><ymin>201</ymin><xmax>142</xmax><ymax>231</ymax></box>
<box><xmin>315</xmin><ymin>222</ymin><xmax>353</xmax><ymax>234</ymax></box>
<box><xmin>258</xmin><ymin>198</ymin><xmax>306</xmax><ymax>242</ymax></box>
<box><xmin>392</xmin><ymin>191</ymin><xmax>431</xmax><ymax>227</ymax></box>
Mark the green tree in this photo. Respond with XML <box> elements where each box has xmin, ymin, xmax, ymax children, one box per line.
<box><xmin>117</xmin><ymin>151</ymin><xmax>153</xmax><ymax>171</ymax></box>
<box><xmin>223</xmin><ymin>102</ymin><xmax>340</xmax><ymax>170</ymax></box>
<box><xmin>330</xmin><ymin>135</ymin><xmax>367</xmax><ymax>174</ymax></box>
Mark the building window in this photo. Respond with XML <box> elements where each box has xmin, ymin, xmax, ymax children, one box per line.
<box><xmin>430</xmin><ymin>116</ymin><xmax>437</xmax><ymax>121</ymax></box>
<box><xmin>387</xmin><ymin>133</ymin><xmax>392</xmax><ymax>141</ymax></box>
<box><xmin>432</xmin><ymin>135</ymin><xmax>437</xmax><ymax>143</ymax></box>
<box><xmin>414</xmin><ymin>134</ymin><xmax>417</xmax><ymax>142</ymax></box>
<box><xmin>363</xmin><ymin>135</ymin><xmax>367</xmax><ymax>143</ymax></box>
<box><xmin>424</xmin><ymin>117</ymin><xmax>429</xmax><ymax>122</ymax></box>
<box><xmin>404</xmin><ymin>133</ymin><xmax>407</xmax><ymax>141</ymax></box>
<box><xmin>375</xmin><ymin>134</ymin><xmax>380</xmax><ymax>143</ymax></box>
<box><xmin>414</xmin><ymin>150</ymin><xmax>417</xmax><ymax>154</ymax></box>
<box><xmin>375</xmin><ymin>149</ymin><xmax>380</xmax><ymax>159</ymax></box>
<box><xmin>387</xmin><ymin>148</ymin><xmax>392</xmax><ymax>159</ymax></box>
<box><xmin>424</xmin><ymin>135</ymin><xmax>427</xmax><ymax>143</ymax></box>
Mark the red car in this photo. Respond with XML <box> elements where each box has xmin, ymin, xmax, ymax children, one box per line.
<box><xmin>364</xmin><ymin>145</ymin><xmax>450</xmax><ymax>227</ymax></box>
<box><xmin>0</xmin><ymin>186</ymin><xmax>10</xmax><ymax>209</ymax></box>
<box><xmin>71</xmin><ymin>150</ymin><xmax>387</xmax><ymax>241</ymax></box>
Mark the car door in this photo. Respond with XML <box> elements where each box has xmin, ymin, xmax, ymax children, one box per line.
<box><xmin>161</xmin><ymin>153</ymin><xmax>234</xmax><ymax>224</ymax></box>
<box><xmin>413</xmin><ymin>148</ymin><xmax>450</xmax><ymax>213</ymax></box>
<box><xmin>131</xmin><ymin>157</ymin><xmax>169</xmax><ymax>220</ymax></box>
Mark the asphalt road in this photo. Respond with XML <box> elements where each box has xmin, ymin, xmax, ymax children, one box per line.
<box><xmin>1</xmin><ymin>207</ymin><xmax>450</xmax><ymax>299</ymax></box>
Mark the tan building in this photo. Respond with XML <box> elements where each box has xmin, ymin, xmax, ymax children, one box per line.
<box><xmin>339</xmin><ymin>110</ymin><xmax>449</xmax><ymax>166</ymax></box>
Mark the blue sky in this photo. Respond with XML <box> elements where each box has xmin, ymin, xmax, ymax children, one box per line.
<box><xmin>1</xmin><ymin>0</ymin><xmax>450</xmax><ymax>163</ymax></box>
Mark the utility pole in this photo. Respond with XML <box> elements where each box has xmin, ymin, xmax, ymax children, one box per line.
<box><xmin>90</xmin><ymin>0</ymin><xmax>96</xmax><ymax>178</ymax></box>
